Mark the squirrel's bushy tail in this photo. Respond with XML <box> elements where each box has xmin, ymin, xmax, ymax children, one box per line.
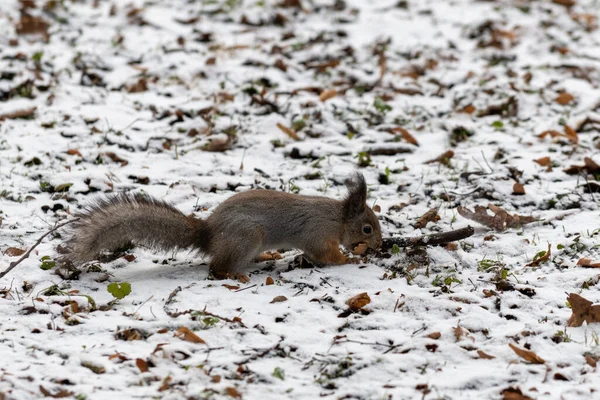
<box><xmin>64</xmin><ymin>194</ymin><xmax>209</xmax><ymax>265</ymax></box>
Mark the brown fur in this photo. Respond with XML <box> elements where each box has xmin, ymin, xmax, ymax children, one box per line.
<box><xmin>63</xmin><ymin>173</ymin><xmax>382</xmax><ymax>277</ymax></box>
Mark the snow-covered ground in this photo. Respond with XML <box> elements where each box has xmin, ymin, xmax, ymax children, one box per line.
<box><xmin>1</xmin><ymin>0</ymin><xmax>600</xmax><ymax>398</ymax></box>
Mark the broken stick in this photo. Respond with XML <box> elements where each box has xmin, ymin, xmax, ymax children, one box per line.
<box><xmin>380</xmin><ymin>225</ymin><xmax>474</xmax><ymax>251</ymax></box>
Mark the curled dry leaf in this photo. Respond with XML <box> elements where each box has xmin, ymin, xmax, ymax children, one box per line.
<box><xmin>508</xmin><ymin>343</ymin><xmax>545</xmax><ymax>364</ymax></box>
<box><xmin>270</xmin><ymin>295</ymin><xmax>288</xmax><ymax>303</ymax></box>
<box><xmin>424</xmin><ymin>150</ymin><xmax>454</xmax><ymax>166</ymax></box>
<box><xmin>222</xmin><ymin>284</ymin><xmax>240</xmax><ymax>291</ymax></box>
<box><xmin>319</xmin><ymin>89</ymin><xmax>337</xmax><ymax>102</ymax></box>
<box><xmin>457</xmin><ymin>204</ymin><xmax>538</xmax><ymax>231</ymax></box>
<box><xmin>477</xmin><ymin>350</ymin><xmax>495</xmax><ymax>359</ymax></box>
<box><xmin>567</xmin><ymin>293</ymin><xmax>600</xmax><ymax>327</ymax></box>
<box><xmin>265</xmin><ymin>276</ymin><xmax>275</xmax><ymax>285</ymax></box>
<box><xmin>390</xmin><ymin>127</ymin><xmax>419</xmax><ymax>146</ymax></box>
<box><xmin>577</xmin><ymin>258</ymin><xmax>600</xmax><ymax>268</ymax></box>
<box><xmin>352</xmin><ymin>242</ymin><xmax>368</xmax><ymax>255</ymax></box>
<box><xmin>276</xmin><ymin>122</ymin><xmax>299</xmax><ymax>140</ymax></box>
<box><xmin>345</xmin><ymin>292</ymin><xmax>371</xmax><ymax>310</ymax></box>
<box><xmin>525</xmin><ymin>243</ymin><xmax>551</xmax><ymax>267</ymax></box>
<box><xmin>175</xmin><ymin>326</ymin><xmax>206</xmax><ymax>344</ymax></box>
<box><xmin>413</xmin><ymin>208</ymin><xmax>440</xmax><ymax>229</ymax></box>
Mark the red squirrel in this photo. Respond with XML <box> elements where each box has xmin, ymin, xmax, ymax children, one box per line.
<box><xmin>62</xmin><ymin>173</ymin><xmax>382</xmax><ymax>278</ymax></box>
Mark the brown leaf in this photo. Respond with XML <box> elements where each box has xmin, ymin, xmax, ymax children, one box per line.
<box><xmin>3</xmin><ymin>247</ymin><xmax>26</xmax><ymax>257</ymax></box>
<box><xmin>556</xmin><ymin>92</ymin><xmax>575</xmax><ymax>105</ymax></box>
<box><xmin>0</xmin><ymin>107</ymin><xmax>36</xmax><ymax>120</ymax></box>
<box><xmin>319</xmin><ymin>89</ymin><xmax>337</xmax><ymax>102</ymax></box>
<box><xmin>501</xmin><ymin>386</ymin><xmax>534</xmax><ymax>400</ymax></box>
<box><xmin>81</xmin><ymin>361</ymin><xmax>106</xmax><ymax>374</ymax></box>
<box><xmin>453</xmin><ymin>321</ymin><xmax>467</xmax><ymax>342</ymax></box>
<box><xmin>202</xmin><ymin>135</ymin><xmax>232</xmax><ymax>152</ymax></box>
<box><xmin>270</xmin><ymin>295</ymin><xmax>288</xmax><ymax>303</ymax></box>
<box><xmin>577</xmin><ymin>258</ymin><xmax>600</xmax><ymax>268</ymax></box>
<box><xmin>222</xmin><ymin>284</ymin><xmax>240</xmax><ymax>291</ymax></box>
<box><xmin>136</xmin><ymin>358</ymin><xmax>149</xmax><ymax>372</ymax></box>
<box><xmin>458</xmin><ymin>205</ymin><xmax>537</xmax><ymax>231</ymax></box>
<box><xmin>345</xmin><ymin>292</ymin><xmax>370</xmax><ymax>310</ymax></box>
<box><xmin>585</xmin><ymin>355</ymin><xmax>598</xmax><ymax>368</ymax></box>
<box><xmin>175</xmin><ymin>326</ymin><xmax>206</xmax><ymax>344</ymax></box>
<box><xmin>158</xmin><ymin>376</ymin><xmax>172</xmax><ymax>392</ymax></box>
<box><xmin>16</xmin><ymin>13</ymin><xmax>49</xmax><ymax>39</ymax></box>
<box><xmin>225</xmin><ymin>387</ymin><xmax>242</xmax><ymax>398</ymax></box>
<box><xmin>512</xmin><ymin>183</ymin><xmax>525</xmax><ymax>195</ymax></box>
<box><xmin>39</xmin><ymin>385</ymin><xmax>73</xmax><ymax>398</ymax></box>
<box><xmin>424</xmin><ymin>150</ymin><xmax>454</xmax><ymax>166</ymax></box>
<box><xmin>460</xmin><ymin>104</ymin><xmax>476</xmax><ymax>114</ymax></box>
<box><xmin>477</xmin><ymin>350</ymin><xmax>496</xmax><ymax>359</ymax></box>
<box><xmin>66</xmin><ymin>149</ymin><xmax>82</xmax><ymax>157</ymax></box>
<box><xmin>352</xmin><ymin>243</ymin><xmax>368</xmax><ymax>255</ymax></box>
<box><xmin>552</xmin><ymin>0</ymin><xmax>575</xmax><ymax>7</ymax></box>
<box><xmin>525</xmin><ymin>243</ymin><xmax>551</xmax><ymax>267</ymax></box>
<box><xmin>276</xmin><ymin>122</ymin><xmax>299</xmax><ymax>140</ymax></box>
<box><xmin>584</xmin><ymin>157</ymin><xmax>600</xmax><ymax>174</ymax></box>
<box><xmin>564</xmin><ymin>125</ymin><xmax>578</xmax><ymax>144</ymax></box>
<box><xmin>427</xmin><ymin>332</ymin><xmax>441</xmax><ymax>340</ymax></box>
<box><xmin>104</xmin><ymin>152</ymin><xmax>128</xmax><ymax>166</ymax></box>
<box><xmin>265</xmin><ymin>276</ymin><xmax>275</xmax><ymax>285</ymax></box>
<box><xmin>567</xmin><ymin>293</ymin><xmax>600</xmax><ymax>327</ymax></box>
<box><xmin>508</xmin><ymin>343</ymin><xmax>545</xmax><ymax>364</ymax></box>
<box><xmin>126</xmin><ymin>78</ymin><xmax>148</xmax><ymax>93</ymax></box>
<box><xmin>390</xmin><ymin>127</ymin><xmax>419</xmax><ymax>146</ymax></box>
<box><xmin>413</xmin><ymin>208</ymin><xmax>440</xmax><ymax>229</ymax></box>
<box><xmin>534</xmin><ymin>156</ymin><xmax>552</xmax><ymax>171</ymax></box>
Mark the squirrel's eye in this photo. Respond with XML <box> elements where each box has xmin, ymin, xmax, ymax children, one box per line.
<box><xmin>362</xmin><ymin>225</ymin><xmax>372</xmax><ymax>234</ymax></box>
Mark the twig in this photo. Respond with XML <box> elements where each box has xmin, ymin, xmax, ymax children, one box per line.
<box><xmin>0</xmin><ymin>218</ymin><xmax>79</xmax><ymax>280</ymax></box>
<box><xmin>234</xmin><ymin>284</ymin><xmax>257</xmax><ymax>293</ymax></box>
<box><xmin>380</xmin><ymin>225</ymin><xmax>474</xmax><ymax>251</ymax></box>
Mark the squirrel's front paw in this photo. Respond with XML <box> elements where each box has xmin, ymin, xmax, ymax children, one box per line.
<box><xmin>346</xmin><ymin>257</ymin><xmax>362</xmax><ymax>265</ymax></box>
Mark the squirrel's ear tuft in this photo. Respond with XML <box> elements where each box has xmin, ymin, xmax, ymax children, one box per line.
<box><xmin>343</xmin><ymin>173</ymin><xmax>367</xmax><ymax>219</ymax></box>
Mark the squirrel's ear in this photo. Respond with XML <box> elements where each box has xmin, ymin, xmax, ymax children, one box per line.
<box><xmin>343</xmin><ymin>173</ymin><xmax>367</xmax><ymax>219</ymax></box>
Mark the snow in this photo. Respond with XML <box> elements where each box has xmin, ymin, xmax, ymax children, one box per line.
<box><xmin>1</xmin><ymin>0</ymin><xmax>600</xmax><ymax>399</ymax></box>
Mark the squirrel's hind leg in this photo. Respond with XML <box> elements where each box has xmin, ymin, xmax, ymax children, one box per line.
<box><xmin>208</xmin><ymin>228</ymin><xmax>264</xmax><ymax>280</ymax></box>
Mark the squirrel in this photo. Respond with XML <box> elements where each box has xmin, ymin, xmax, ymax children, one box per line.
<box><xmin>62</xmin><ymin>173</ymin><xmax>382</xmax><ymax>279</ymax></box>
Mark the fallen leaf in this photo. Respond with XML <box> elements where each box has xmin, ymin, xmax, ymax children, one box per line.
<box><xmin>225</xmin><ymin>387</ymin><xmax>242</xmax><ymax>398</ymax></box>
<box><xmin>390</xmin><ymin>127</ymin><xmax>419</xmax><ymax>146</ymax></box>
<box><xmin>175</xmin><ymin>326</ymin><xmax>206</xmax><ymax>344</ymax></box>
<box><xmin>66</xmin><ymin>149</ymin><xmax>82</xmax><ymax>157</ymax></box>
<box><xmin>81</xmin><ymin>360</ymin><xmax>106</xmax><ymax>374</ymax></box>
<box><xmin>501</xmin><ymin>386</ymin><xmax>534</xmax><ymax>400</ymax></box>
<box><xmin>460</xmin><ymin>104</ymin><xmax>476</xmax><ymax>114</ymax></box>
<box><xmin>276</xmin><ymin>122</ymin><xmax>300</xmax><ymax>140</ymax></box>
<box><xmin>427</xmin><ymin>332</ymin><xmax>441</xmax><ymax>340</ymax></box>
<box><xmin>577</xmin><ymin>258</ymin><xmax>600</xmax><ymax>268</ymax></box>
<box><xmin>525</xmin><ymin>243</ymin><xmax>551</xmax><ymax>267</ymax></box>
<box><xmin>39</xmin><ymin>385</ymin><xmax>73</xmax><ymax>398</ymax></box>
<box><xmin>104</xmin><ymin>152</ymin><xmax>128</xmax><ymax>166</ymax></box>
<box><xmin>413</xmin><ymin>208</ymin><xmax>440</xmax><ymax>229</ymax></box>
<box><xmin>508</xmin><ymin>343</ymin><xmax>545</xmax><ymax>364</ymax></box>
<box><xmin>453</xmin><ymin>321</ymin><xmax>467</xmax><ymax>342</ymax></box>
<box><xmin>136</xmin><ymin>358</ymin><xmax>149</xmax><ymax>372</ymax></box>
<box><xmin>222</xmin><ymin>284</ymin><xmax>240</xmax><ymax>291</ymax></box>
<box><xmin>265</xmin><ymin>276</ymin><xmax>275</xmax><ymax>285</ymax></box>
<box><xmin>457</xmin><ymin>205</ymin><xmax>537</xmax><ymax>231</ymax></box>
<box><xmin>270</xmin><ymin>295</ymin><xmax>288</xmax><ymax>303</ymax></box>
<box><xmin>3</xmin><ymin>247</ymin><xmax>26</xmax><ymax>257</ymax></box>
<box><xmin>567</xmin><ymin>293</ymin><xmax>600</xmax><ymax>327</ymax></box>
<box><xmin>202</xmin><ymin>135</ymin><xmax>232</xmax><ymax>152</ymax></box>
<box><xmin>319</xmin><ymin>89</ymin><xmax>337</xmax><ymax>102</ymax></box>
<box><xmin>0</xmin><ymin>107</ymin><xmax>36</xmax><ymax>120</ymax></box>
<box><xmin>556</xmin><ymin>92</ymin><xmax>575</xmax><ymax>105</ymax></box>
<box><xmin>424</xmin><ymin>150</ymin><xmax>454</xmax><ymax>166</ymax></box>
<box><xmin>477</xmin><ymin>350</ymin><xmax>495</xmax><ymax>359</ymax></box>
<box><xmin>345</xmin><ymin>292</ymin><xmax>370</xmax><ymax>310</ymax></box>
<box><xmin>585</xmin><ymin>354</ymin><xmax>598</xmax><ymax>368</ymax></box>
<box><xmin>512</xmin><ymin>183</ymin><xmax>525</xmax><ymax>195</ymax></box>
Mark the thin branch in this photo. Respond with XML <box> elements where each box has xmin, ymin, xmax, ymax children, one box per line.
<box><xmin>380</xmin><ymin>225</ymin><xmax>474</xmax><ymax>251</ymax></box>
<box><xmin>0</xmin><ymin>218</ymin><xmax>79</xmax><ymax>280</ymax></box>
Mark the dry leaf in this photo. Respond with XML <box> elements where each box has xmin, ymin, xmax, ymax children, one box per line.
<box><xmin>0</xmin><ymin>107</ymin><xmax>36</xmax><ymax>120</ymax></box>
<box><xmin>501</xmin><ymin>386</ymin><xmax>534</xmax><ymax>400</ymax></box>
<box><xmin>567</xmin><ymin>293</ymin><xmax>600</xmax><ymax>327</ymax></box>
<box><xmin>427</xmin><ymin>332</ymin><xmax>441</xmax><ymax>340</ymax></box>
<box><xmin>104</xmin><ymin>152</ymin><xmax>128</xmax><ymax>166</ymax></box>
<box><xmin>512</xmin><ymin>183</ymin><xmax>526</xmax><ymax>195</ymax></box>
<box><xmin>390</xmin><ymin>127</ymin><xmax>419</xmax><ymax>146</ymax></box>
<box><xmin>265</xmin><ymin>276</ymin><xmax>275</xmax><ymax>285</ymax></box>
<box><xmin>66</xmin><ymin>149</ymin><xmax>82</xmax><ymax>157</ymax></box>
<box><xmin>460</xmin><ymin>104</ymin><xmax>476</xmax><ymax>114</ymax></box>
<box><xmin>508</xmin><ymin>343</ymin><xmax>545</xmax><ymax>364</ymax></box>
<box><xmin>202</xmin><ymin>135</ymin><xmax>232</xmax><ymax>152</ymax></box>
<box><xmin>585</xmin><ymin>355</ymin><xmax>598</xmax><ymax>368</ymax></box>
<box><xmin>319</xmin><ymin>89</ymin><xmax>337</xmax><ymax>102</ymax></box>
<box><xmin>276</xmin><ymin>122</ymin><xmax>299</xmax><ymax>140</ymax></box>
<box><xmin>225</xmin><ymin>387</ymin><xmax>242</xmax><ymax>398</ymax></box>
<box><xmin>556</xmin><ymin>92</ymin><xmax>575</xmax><ymax>105</ymax></box>
<box><xmin>270</xmin><ymin>295</ymin><xmax>288</xmax><ymax>303</ymax></box>
<box><xmin>577</xmin><ymin>258</ymin><xmax>600</xmax><ymax>268</ymax></box>
<box><xmin>457</xmin><ymin>205</ymin><xmax>537</xmax><ymax>231</ymax></box>
<box><xmin>352</xmin><ymin>243</ymin><xmax>368</xmax><ymax>255</ymax></box>
<box><xmin>453</xmin><ymin>321</ymin><xmax>467</xmax><ymax>342</ymax></box>
<box><xmin>3</xmin><ymin>247</ymin><xmax>26</xmax><ymax>257</ymax></box>
<box><xmin>222</xmin><ymin>284</ymin><xmax>240</xmax><ymax>291</ymax></box>
<box><xmin>477</xmin><ymin>350</ymin><xmax>495</xmax><ymax>359</ymax></box>
<box><xmin>126</xmin><ymin>77</ymin><xmax>148</xmax><ymax>93</ymax></box>
<box><xmin>525</xmin><ymin>243</ymin><xmax>551</xmax><ymax>267</ymax></box>
<box><xmin>345</xmin><ymin>292</ymin><xmax>370</xmax><ymax>310</ymax></box>
<box><xmin>136</xmin><ymin>358</ymin><xmax>149</xmax><ymax>372</ymax></box>
<box><xmin>413</xmin><ymin>208</ymin><xmax>440</xmax><ymax>229</ymax></box>
<box><xmin>373</xmin><ymin>204</ymin><xmax>381</xmax><ymax>212</ymax></box>
<box><xmin>175</xmin><ymin>326</ymin><xmax>206</xmax><ymax>344</ymax></box>
<box><xmin>424</xmin><ymin>150</ymin><xmax>454</xmax><ymax>166</ymax></box>
<box><xmin>564</xmin><ymin>125</ymin><xmax>578</xmax><ymax>143</ymax></box>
